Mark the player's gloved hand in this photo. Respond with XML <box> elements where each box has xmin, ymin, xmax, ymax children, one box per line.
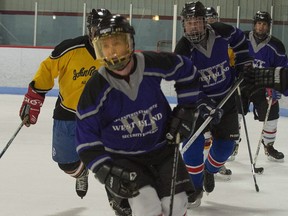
<box><xmin>166</xmin><ymin>105</ymin><xmax>198</xmax><ymax>145</ymax></box>
<box><xmin>197</xmin><ymin>98</ymin><xmax>223</xmax><ymax>125</ymax></box>
<box><xmin>235</xmin><ymin>61</ymin><xmax>254</xmax><ymax>78</ymax></box>
<box><xmin>19</xmin><ymin>85</ymin><xmax>45</xmax><ymax>127</ymax></box>
<box><xmin>95</xmin><ymin>163</ymin><xmax>139</xmax><ymax>199</ymax></box>
<box><xmin>243</xmin><ymin>67</ymin><xmax>286</xmax><ymax>93</ymax></box>
<box><xmin>266</xmin><ymin>88</ymin><xmax>281</xmax><ymax>104</ymax></box>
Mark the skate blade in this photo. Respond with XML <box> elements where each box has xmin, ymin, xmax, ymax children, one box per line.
<box><xmin>267</xmin><ymin>156</ymin><xmax>284</xmax><ymax>163</ymax></box>
<box><xmin>187</xmin><ymin>199</ymin><xmax>201</xmax><ymax>209</ymax></box>
<box><xmin>227</xmin><ymin>155</ymin><xmax>235</xmax><ymax>162</ymax></box>
<box><xmin>215</xmin><ymin>173</ymin><xmax>231</xmax><ymax>181</ymax></box>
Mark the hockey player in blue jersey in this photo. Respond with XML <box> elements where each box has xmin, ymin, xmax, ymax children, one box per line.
<box><xmin>174</xmin><ymin>1</ymin><xmax>253</xmax><ymax>208</ymax></box>
<box><xmin>75</xmin><ymin>14</ymin><xmax>224</xmax><ymax>216</ymax></box>
<box><xmin>233</xmin><ymin>11</ymin><xmax>287</xmax><ymax>162</ymax></box>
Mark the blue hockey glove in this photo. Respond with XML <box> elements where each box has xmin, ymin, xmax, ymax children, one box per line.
<box><xmin>266</xmin><ymin>88</ymin><xmax>281</xmax><ymax>104</ymax></box>
<box><xmin>166</xmin><ymin>105</ymin><xmax>198</xmax><ymax>145</ymax></box>
<box><xmin>95</xmin><ymin>163</ymin><xmax>139</xmax><ymax>199</ymax></box>
<box><xmin>197</xmin><ymin>98</ymin><xmax>223</xmax><ymax>125</ymax></box>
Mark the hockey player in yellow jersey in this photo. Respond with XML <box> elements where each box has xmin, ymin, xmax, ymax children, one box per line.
<box><xmin>18</xmin><ymin>8</ymin><xmax>132</xmax><ymax>216</ymax></box>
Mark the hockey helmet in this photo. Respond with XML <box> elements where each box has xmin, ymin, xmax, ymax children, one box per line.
<box><xmin>181</xmin><ymin>1</ymin><xmax>206</xmax><ymax>18</ymax></box>
<box><xmin>206</xmin><ymin>7</ymin><xmax>218</xmax><ymax>23</ymax></box>
<box><xmin>181</xmin><ymin>1</ymin><xmax>207</xmax><ymax>44</ymax></box>
<box><xmin>253</xmin><ymin>11</ymin><xmax>272</xmax><ymax>40</ymax></box>
<box><xmin>253</xmin><ymin>11</ymin><xmax>272</xmax><ymax>25</ymax></box>
<box><xmin>87</xmin><ymin>9</ymin><xmax>112</xmax><ymax>40</ymax></box>
<box><xmin>91</xmin><ymin>15</ymin><xmax>135</xmax><ymax>71</ymax></box>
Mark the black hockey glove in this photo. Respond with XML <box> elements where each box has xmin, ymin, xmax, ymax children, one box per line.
<box><xmin>235</xmin><ymin>61</ymin><xmax>254</xmax><ymax>78</ymax></box>
<box><xmin>95</xmin><ymin>163</ymin><xmax>139</xmax><ymax>199</ymax></box>
<box><xmin>166</xmin><ymin>105</ymin><xmax>198</xmax><ymax>145</ymax></box>
<box><xmin>197</xmin><ymin>98</ymin><xmax>223</xmax><ymax>125</ymax></box>
<box><xmin>244</xmin><ymin>67</ymin><xmax>287</xmax><ymax>94</ymax></box>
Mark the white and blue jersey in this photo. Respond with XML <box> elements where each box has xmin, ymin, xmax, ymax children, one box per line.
<box><xmin>175</xmin><ymin>22</ymin><xmax>253</xmax><ymax>100</ymax></box>
<box><xmin>246</xmin><ymin>31</ymin><xmax>288</xmax><ymax>69</ymax></box>
<box><xmin>75</xmin><ymin>51</ymin><xmax>200</xmax><ymax>172</ymax></box>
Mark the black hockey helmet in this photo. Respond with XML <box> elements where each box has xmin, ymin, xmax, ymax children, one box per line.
<box><xmin>181</xmin><ymin>1</ymin><xmax>206</xmax><ymax>18</ymax></box>
<box><xmin>253</xmin><ymin>11</ymin><xmax>272</xmax><ymax>25</ymax></box>
<box><xmin>87</xmin><ymin>9</ymin><xmax>112</xmax><ymax>39</ymax></box>
<box><xmin>206</xmin><ymin>7</ymin><xmax>218</xmax><ymax>19</ymax></box>
<box><xmin>253</xmin><ymin>11</ymin><xmax>272</xmax><ymax>40</ymax></box>
<box><xmin>91</xmin><ymin>15</ymin><xmax>135</xmax><ymax>71</ymax></box>
<box><xmin>206</xmin><ymin>7</ymin><xmax>218</xmax><ymax>23</ymax></box>
<box><xmin>181</xmin><ymin>1</ymin><xmax>207</xmax><ymax>44</ymax></box>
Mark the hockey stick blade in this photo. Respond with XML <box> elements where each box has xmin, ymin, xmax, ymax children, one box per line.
<box><xmin>254</xmin><ymin>166</ymin><xmax>264</xmax><ymax>175</ymax></box>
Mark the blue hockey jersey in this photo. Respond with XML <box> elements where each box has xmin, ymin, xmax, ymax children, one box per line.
<box><xmin>246</xmin><ymin>31</ymin><xmax>288</xmax><ymax>95</ymax></box>
<box><xmin>175</xmin><ymin>22</ymin><xmax>253</xmax><ymax>100</ymax></box>
<box><xmin>246</xmin><ymin>31</ymin><xmax>288</xmax><ymax>68</ymax></box>
<box><xmin>76</xmin><ymin>51</ymin><xmax>200</xmax><ymax>172</ymax></box>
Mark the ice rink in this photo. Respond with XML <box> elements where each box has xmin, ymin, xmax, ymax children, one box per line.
<box><xmin>1</xmin><ymin>94</ymin><xmax>288</xmax><ymax>216</ymax></box>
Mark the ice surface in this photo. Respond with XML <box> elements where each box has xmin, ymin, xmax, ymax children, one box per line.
<box><xmin>1</xmin><ymin>94</ymin><xmax>288</xmax><ymax>216</ymax></box>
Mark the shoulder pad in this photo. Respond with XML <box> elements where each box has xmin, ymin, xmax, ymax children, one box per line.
<box><xmin>51</xmin><ymin>35</ymin><xmax>90</xmax><ymax>58</ymax></box>
<box><xmin>269</xmin><ymin>36</ymin><xmax>286</xmax><ymax>53</ymax></box>
<box><xmin>210</xmin><ymin>22</ymin><xmax>235</xmax><ymax>38</ymax></box>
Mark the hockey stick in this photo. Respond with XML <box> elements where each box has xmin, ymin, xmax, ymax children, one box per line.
<box><xmin>169</xmin><ymin>133</ymin><xmax>180</xmax><ymax>216</ymax></box>
<box><xmin>253</xmin><ymin>96</ymin><xmax>273</xmax><ymax>174</ymax></box>
<box><xmin>236</xmin><ymin>87</ymin><xmax>260</xmax><ymax>192</ymax></box>
<box><xmin>0</xmin><ymin>117</ymin><xmax>27</xmax><ymax>159</ymax></box>
<box><xmin>181</xmin><ymin>78</ymin><xmax>243</xmax><ymax>154</ymax></box>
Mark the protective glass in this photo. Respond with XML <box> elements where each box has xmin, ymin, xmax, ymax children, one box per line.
<box><xmin>92</xmin><ymin>32</ymin><xmax>133</xmax><ymax>71</ymax></box>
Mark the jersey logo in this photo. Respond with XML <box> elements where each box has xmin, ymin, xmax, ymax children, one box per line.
<box><xmin>73</xmin><ymin>66</ymin><xmax>97</xmax><ymax>80</ymax></box>
<box><xmin>253</xmin><ymin>59</ymin><xmax>266</xmax><ymax>68</ymax></box>
<box><xmin>198</xmin><ymin>61</ymin><xmax>229</xmax><ymax>87</ymax></box>
<box><xmin>112</xmin><ymin>104</ymin><xmax>162</xmax><ymax>139</ymax></box>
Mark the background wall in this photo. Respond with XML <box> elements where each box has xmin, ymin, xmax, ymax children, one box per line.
<box><xmin>1</xmin><ymin>0</ymin><xmax>288</xmax><ymax>51</ymax></box>
<box><xmin>0</xmin><ymin>46</ymin><xmax>287</xmax><ymax>116</ymax></box>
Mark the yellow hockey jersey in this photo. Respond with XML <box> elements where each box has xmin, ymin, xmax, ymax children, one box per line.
<box><xmin>32</xmin><ymin>35</ymin><xmax>98</xmax><ymax>120</ymax></box>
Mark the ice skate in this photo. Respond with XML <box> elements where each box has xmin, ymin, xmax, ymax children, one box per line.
<box><xmin>110</xmin><ymin>199</ymin><xmax>132</xmax><ymax>216</ymax></box>
<box><xmin>204</xmin><ymin>169</ymin><xmax>215</xmax><ymax>193</ymax></box>
<box><xmin>215</xmin><ymin>165</ymin><xmax>232</xmax><ymax>181</ymax></box>
<box><xmin>187</xmin><ymin>188</ymin><xmax>203</xmax><ymax>208</ymax></box>
<box><xmin>263</xmin><ymin>142</ymin><xmax>284</xmax><ymax>162</ymax></box>
<box><xmin>75</xmin><ymin>169</ymin><xmax>89</xmax><ymax>198</ymax></box>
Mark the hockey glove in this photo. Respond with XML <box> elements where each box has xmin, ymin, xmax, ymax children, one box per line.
<box><xmin>19</xmin><ymin>85</ymin><xmax>45</xmax><ymax>127</ymax></box>
<box><xmin>95</xmin><ymin>163</ymin><xmax>139</xmax><ymax>199</ymax></box>
<box><xmin>266</xmin><ymin>88</ymin><xmax>281</xmax><ymax>105</ymax></box>
<box><xmin>166</xmin><ymin>105</ymin><xmax>198</xmax><ymax>145</ymax></box>
<box><xmin>243</xmin><ymin>67</ymin><xmax>287</xmax><ymax>94</ymax></box>
<box><xmin>197</xmin><ymin>98</ymin><xmax>223</xmax><ymax>125</ymax></box>
<box><xmin>235</xmin><ymin>61</ymin><xmax>254</xmax><ymax>78</ymax></box>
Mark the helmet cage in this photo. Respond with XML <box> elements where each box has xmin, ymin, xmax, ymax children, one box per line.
<box><xmin>181</xmin><ymin>2</ymin><xmax>207</xmax><ymax>43</ymax></box>
<box><xmin>183</xmin><ymin>17</ymin><xmax>207</xmax><ymax>44</ymax></box>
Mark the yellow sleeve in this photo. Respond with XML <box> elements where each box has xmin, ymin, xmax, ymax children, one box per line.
<box><xmin>228</xmin><ymin>48</ymin><xmax>235</xmax><ymax>67</ymax></box>
<box><xmin>32</xmin><ymin>56</ymin><xmax>60</xmax><ymax>91</ymax></box>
